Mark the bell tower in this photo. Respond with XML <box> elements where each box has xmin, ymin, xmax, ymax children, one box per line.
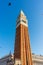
<box><xmin>14</xmin><ymin>10</ymin><xmax>33</xmax><ymax>65</ymax></box>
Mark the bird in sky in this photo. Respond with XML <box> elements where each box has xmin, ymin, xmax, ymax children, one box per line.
<box><xmin>8</xmin><ymin>2</ymin><xmax>11</xmax><ymax>6</ymax></box>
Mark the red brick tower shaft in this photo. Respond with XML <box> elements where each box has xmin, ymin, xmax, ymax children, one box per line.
<box><xmin>14</xmin><ymin>10</ymin><xmax>33</xmax><ymax>65</ymax></box>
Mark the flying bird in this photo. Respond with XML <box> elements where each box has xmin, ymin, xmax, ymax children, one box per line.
<box><xmin>8</xmin><ymin>2</ymin><xmax>11</xmax><ymax>6</ymax></box>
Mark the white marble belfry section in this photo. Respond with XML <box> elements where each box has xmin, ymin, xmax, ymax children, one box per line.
<box><xmin>16</xmin><ymin>10</ymin><xmax>28</xmax><ymax>28</ymax></box>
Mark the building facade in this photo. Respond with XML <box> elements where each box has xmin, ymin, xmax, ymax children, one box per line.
<box><xmin>0</xmin><ymin>54</ymin><xmax>43</xmax><ymax>65</ymax></box>
<box><xmin>32</xmin><ymin>54</ymin><xmax>43</xmax><ymax>65</ymax></box>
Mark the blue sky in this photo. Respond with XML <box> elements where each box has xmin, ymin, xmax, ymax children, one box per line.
<box><xmin>0</xmin><ymin>0</ymin><xmax>43</xmax><ymax>58</ymax></box>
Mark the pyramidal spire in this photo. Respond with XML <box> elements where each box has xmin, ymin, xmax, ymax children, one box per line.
<box><xmin>20</xmin><ymin>10</ymin><xmax>25</xmax><ymax>16</ymax></box>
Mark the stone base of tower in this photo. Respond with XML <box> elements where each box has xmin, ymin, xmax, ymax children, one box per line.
<box><xmin>14</xmin><ymin>59</ymin><xmax>21</xmax><ymax>65</ymax></box>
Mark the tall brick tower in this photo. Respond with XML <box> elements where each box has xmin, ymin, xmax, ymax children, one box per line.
<box><xmin>14</xmin><ymin>10</ymin><xmax>33</xmax><ymax>65</ymax></box>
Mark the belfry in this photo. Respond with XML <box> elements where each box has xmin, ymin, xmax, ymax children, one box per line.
<box><xmin>14</xmin><ymin>10</ymin><xmax>33</xmax><ymax>65</ymax></box>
